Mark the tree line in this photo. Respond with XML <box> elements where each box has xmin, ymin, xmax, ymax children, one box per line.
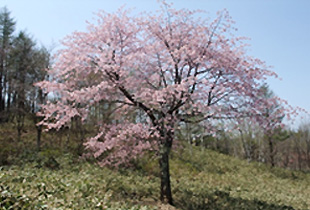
<box><xmin>0</xmin><ymin>7</ymin><xmax>50</xmax><ymax>145</ymax></box>
<box><xmin>183</xmin><ymin>116</ymin><xmax>310</xmax><ymax>171</ymax></box>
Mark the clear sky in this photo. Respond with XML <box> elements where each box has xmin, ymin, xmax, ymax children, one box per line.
<box><xmin>2</xmin><ymin>0</ymin><xmax>310</xmax><ymax>127</ymax></box>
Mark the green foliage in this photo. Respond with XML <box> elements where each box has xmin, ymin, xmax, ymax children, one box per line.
<box><xmin>35</xmin><ymin>149</ymin><xmax>61</xmax><ymax>170</ymax></box>
<box><xmin>0</xmin><ymin>142</ymin><xmax>15</xmax><ymax>166</ymax></box>
<box><xmin>133</xmin><ymin>152</ymin><xmax>160</xmax><ymax>177</ymax></box>
<box><xmin>174</xmin><ymin>188</ymin><xmax>294</xmax><ymax>210</ymax></box>
<box><xmin>0</xmin><ymin>120</ymin><xmax>90</xmax><ymax>166</ymax></box>
<box><xmin>1</xmin><ymin>142</ymin><xmax>310</xmax><ymax>209</ymax></box>
<box><xmin>0</xmin><ymin>163</ymin><xmax>158</xmax><ymax>209</ymax></box>
<box><xmin>169</xmin><ymin>145</ymin><xmax>310</xmax><ymax>209</ymax></box>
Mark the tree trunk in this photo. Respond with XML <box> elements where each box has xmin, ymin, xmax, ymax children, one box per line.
<box><xmin>7</xmin><ymin>89</ymin><xmax>11</xmax><ymax>113</ymax></box>
<box><xmin>268</xmin><ymin>136</ymin><xmax>275</xmax><ymax>167</ymax></box>
<box><xmin>0</xmin><ymin>61</ymin><xmax>3</xmax><ymax>113</ymax></box>
<box><xmin>36</xmin><ymin>125</ymin><xmax>42</xmax><ymax>151</ymax></box>
<box><xmin>239</xmin><ymin>129</ymin><xmax>251</xmax><ymax>162</ymax></box>
<box><xmin>16</xmin><ymin>108</ymin><xmax>25</xmax><ymax>142</ymax></box>
<box><xmin>17</xmin><ymin>125</ymin><xmax>21</xmax><ymax>142</ymax></box>
<box><xmin>159</xmin><ymin>142</ymin><xmax>173</xmax><ymax>205</ymax></box>
<box><xmin>2</xmin><ymin>69</ymin><xmax>7</xmax><ymax>113</ymax></box>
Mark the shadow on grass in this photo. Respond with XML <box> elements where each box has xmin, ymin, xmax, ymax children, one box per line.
<box><xmin>174</xmin><ymin>190</ymin><xmax>295</xmax><ymax>210</ymax></box>
<box><xmin>0</xmin><ymin>185</ymin><xmax>33</xmax><ymax>209</ymax></box>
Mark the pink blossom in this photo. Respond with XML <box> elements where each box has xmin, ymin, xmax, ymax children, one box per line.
<box><xmin>35</xmin><ymin>4</ymin><xmax>300</xmax><ymax>167</ymax></box>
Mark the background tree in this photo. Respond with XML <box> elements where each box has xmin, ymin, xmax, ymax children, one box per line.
<box><xmin>8</xmin><ymin>31</ymin><xmax>50</xmax><ymax>142</ymax></box>
<box><xmin>10</xmin><ymin>31</ymin><xmax>36</xmax><ymax>141</ymax></box>
<box><xmin>237</xmin><ymin>121</ymin><xmax>262</xmax><ymax>162</ymax></box>
<box><xmin>30</xmin><ymin>47</ymin><xmax>50</xmax><ymax>151</ymax></box>
<box><xmin>36</xmin><ymin>4</ymin><xmax>286</xmax><ymax>204</ymax></box>
<box><xmin>298</xmin><ymin>123</ymin><xmax>310</xmax><ymax>168</ymax></box>
<box><xmin>287</xmin><ymin>122</ymin><xmax>310</xmax><ymax>170</ymax></box>
<box><xmin>0</xmin><ymin>7</ymin><xmax>15</xmax><ymax>121</ymax></box>
<box><xmin>255</xmin><ymin>84</ymin><xmax>290</xmax><ymax>167</ymax></box>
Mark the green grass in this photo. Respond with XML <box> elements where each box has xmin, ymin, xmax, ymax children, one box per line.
<box><xmin>1</xmin><ymin>144</ymin><xmax>310</xmax><ymax>209</ymax></box>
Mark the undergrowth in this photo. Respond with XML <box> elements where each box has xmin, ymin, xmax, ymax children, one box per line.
<box><xmin>1</xmin><ymin>122</ymin><xmax>310</xmax><ymax>209</ymax></box>
<box><xmin>1</xmin><ymin>145</ymin><xmax>310</xmax><ymax>209</ymax></box>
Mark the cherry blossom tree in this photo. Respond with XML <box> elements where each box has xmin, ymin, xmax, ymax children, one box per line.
<box><xmin>36</xmin><ymin>3</ymin><xmax>285</xmax><ymax>204</ymax></box>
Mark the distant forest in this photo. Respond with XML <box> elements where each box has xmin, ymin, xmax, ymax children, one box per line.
<box><xmin>0</xmin><ymin>6</ymin><xmax>50</xmax><ymax>136</ymax></box>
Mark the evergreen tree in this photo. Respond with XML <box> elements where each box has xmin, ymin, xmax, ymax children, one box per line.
<box><xmin>0</xmin><ymin>7</ymin><xmax>15</xmax><ymax>120</ymax></box>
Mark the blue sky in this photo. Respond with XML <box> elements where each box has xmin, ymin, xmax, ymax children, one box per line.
<box><xmin>2</xmin><ymin>0</ymin><xmax>310</xmax><ymax>127</ymax></box>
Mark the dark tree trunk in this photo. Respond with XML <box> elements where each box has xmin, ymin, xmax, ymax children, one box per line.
<box><xmin>17</xmin><ymin>124</ymin><xmax>22</xmax><ymax>142</ymax></box>
<box><xmin>0</xmin><ymin>88</ymin><xmax>4</xmax><ymax>112</ymax></box>
<box><xmin>306</xmin><ymin>141</ymin><xmax>310</xmax><ymax>169</ymax></box>
<box><xmin>158</xmin><ymin>121</ymin><xmax>174</xmax><ymax>205</ymax></box>
<box><xmin>16</xmin><ymin>113</ymin><xmax>25</xmax><ymax>142</ymax></box>
<box><xmin>159</xmin><ymin>141</ymin><xmax>173</xmax><ymax>205</ymax></box>
<box><xmin>268</xmin><ymin>136</ymin><xmax>275</xmax><ymax>167</ymax></box>
<box><xmin>7</xmin><ymin>90</ymin><xmax>11</xmax><ymax>112</ymax></box>
<box><xmin>36</xmin><ymin>125</ymin><xmax>42</xmax><ymax>151</ymax></box>
<box><xmin>0</xmin><ymin>62</ymin><xmax>3</xmax><ymax>113</ymax></box>
<box><xmin>2</xmin><ymin>69</ymin><xmax>7</xmax><ymax>112</ymax></box>
<box><xmin>73</xmin><ymin>117</ymin><xmax>85</xmax><ymax>156</ymax></box>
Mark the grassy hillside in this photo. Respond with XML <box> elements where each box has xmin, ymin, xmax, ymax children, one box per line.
<box><xmin>1</xmin><ymin>144</ymin><xmax>310</xmax><ymax>209</ymax></box>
